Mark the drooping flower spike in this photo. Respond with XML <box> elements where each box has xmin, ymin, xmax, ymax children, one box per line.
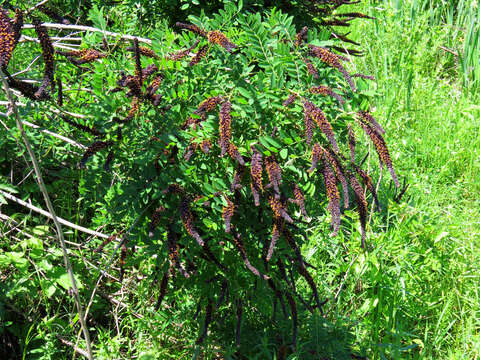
<box><xmin>222</xmin><ymin>195</ymin><xmax>235</xmax><ymax>233</ymax></box>
<box><xmin>283</xmin><ymin>94</ymin><xmax>297</xmax><ymax>107</ymax></box>
<box><xmin>308</xmin><ymin>45</ymin><xmax>356</xmax><ymax>92</ymax></box>
<box><xmin>231</xmin><ymin>165</ymin><xmax>246</xmax><ymax>192</ymax></box>
<box><xmin>167</xmin><ymin>224</ymin><xmax>189</xmax><ymax>278</ymax></box>
<box><xmin>309</xmin><ymin>85</ymin><xmax>345</xmax><ymax>105</ymax></box>
<box><xmin>179</xmin><ymin>195</ymin><xmax>204</xmax><ymax>246</ymax></box>
<box><xmin>184</xmin><ymin>140</ymin><xmax>198</xmax><ymax>162</ymax></box>
<box><xmin>267</xmin><ymin>218</ymin><xmax>282</xmax><ymax>262</ymax></box>
<box><xmin>124</xmin><ymin>96</ymin><xmax>141</xmax><ymax>122</ymax></box>
<box><xmin>148</xmin><ymin>206</ymin><xmax>166</xmax><ymax>237</ymax></box>
<box><xmin>167</xmin><ymin>39</ymin><xmax>201</xmax><ymax>61</ymax></box>
<box><xmin>7</xmin><ymin>77</ymin><xmax>49</xmax><ymax>101</ymax></box>
<box><xmin>324</xmin><ymin>147</ymin><xmax>349</xmax><ymax>208</ymax></box>
<box><xmin>332</xmin><ymin>45</ymin><xmax>364</xmax><ymax>57</ymax></box>
<box><xmin>358</xmin><ymin>120</ymin><xmax>399</xmax><ymax>188</ymax></box>
<box><xmin>207</xmin><ymin>30</ymin><xmax>236</xmax><ymax>53</ymax></box>
<box><xmin>189</xmin><ymin>44</ymin><xmax>208</xmax><ymax>66</ymax></box>
<box><xmin>142</xmin><ymin>64</ymin><xmax>158</xmax><ymax>78</ymax></box>
<box><xmin>354</xmin><ymin>164</ymin><xmax>381</xmax><ymax>211</ymax></box>
<box><xmin>79</xmin><ymin>141</ymin><xmax>114</xmax><ymax>168</ymax></box>
<box><xmin>303</xmin><ymin>100</ymin><xmax>339</xmax><ymax>152</ymax></box>
<box><xmin>352</xmin><ymin>73</ymin><xmax>375</xmax><ymax>80</ymax></box>
<box><xmin>288</xmin><ymin>183</ymin><xmax>308</xmax><ymax>218</ymax></box>
<box><xmin>175</xmin><ymin>22</ymin><xmax>208</xmax><ymax>38</ymax></box>
<box><xmin>250</xmin><ymin>146</ymin><xmax>263</xmax><ymax>206</ymax></box>
<box><xmin>265</xmin><ymin>155</ymin><xmax>282</xmax><ymax>194</ymax></box>
<box><xmin>295</xmin><ymin>26</ymin><xmax>308</xmax><ymax>47</ymax></box>
<box><xmin>133</xmin><ymin>38</ymin><xmax>143</xmax><ymax>87</ymax></box>
<box><xmin>308</xmin><ymin>143</ymin><xmax>322</xmax><ymax>173</ymax></box>
<box><xmin>126</xmin><ymin>45</ymin><xmax>159</xmax><ymax>59</ymax></box>
<box><xmin>303</xmin><ymin>106</ymin><xmax>315</xmax><ymax>145</ymax></box>
<box><xmin>304</xmin><ymin>58</ymin><xmax>319</xmax><ymax>79</ymax></box>
<box><xmin>194</xmin><ymin>96</ymin><xmax>223</xmax><ymax>114</ymax></box>
<box><xmin>347</xmin><ymin>170</ymin><xmax>368</xmax><ymax>249</ymax></box>
<box><xmin>59</xmin><ymin>49</ymin><xmax>105</xmax><ymax>65</ymax></box>
<box><xmin>218</xmin><ymin>101</ymin><xmax>232</xmax><ymax>157</ymax></box>
<box><xmin>228</xmin><ymin>143</ymin><xmax>245</xmax><ymax>165</ymax></box>
<box><xmin>321</xmin><ymin>151</ymin><xmax>341</xmax><ymax>236</ymax></box>
<box><xmin>347</xmin><ymin>124</ymin><xmax>356</xmax><ymax>163</ymax></box>
<box><xmin>200</xmin><ymin>140</ymin><xmax>212</xmax><ymax>153</ymax></box>
<box><xmin>336</xmin><ymin>12</ymin><xmax>376</xmax><ymax>20</ymax></box>
<box><xmin>331</xmin><ymin>31</ymin><xmax>360</xmax><ymax>46</ymax></box>
<box><xmin>61</xmin><ymin>116</ymin><xmax>103</xmax><ymax>137</ymax></box>
<box><xmin>231</xmin><ymin>230</ymin><xmax>269</xmax><ymax>280</ymax></box>
<box><xmin>268</xmin><ymin>195</ymin><xmax>293</xmax><ymax>224</ymax></box>
<box><xmin>357</xmin><ymin>110</ymin><xmax>386</xmax><ymax>135</ymax></box>
<box><xmin>0</xmin><ymin>7</ymin><xmax>19</xmax><ymax>69</ymax></box>
<box><xmin>33</xmin><ymin>20</ymin><xmax>55</xmax><ymax>98</ymax></box>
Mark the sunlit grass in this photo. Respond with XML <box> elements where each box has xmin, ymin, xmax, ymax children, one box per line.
<box><xmin>319</xmin><ymin>0</ymin><xmax>480</xmax><ymax>358</ymax></box>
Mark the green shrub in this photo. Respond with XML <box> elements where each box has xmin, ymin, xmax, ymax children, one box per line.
<box><xmin>1</xmin><ymin>1</ymin><xmax>400</xmax><ymax>356</ymax></box>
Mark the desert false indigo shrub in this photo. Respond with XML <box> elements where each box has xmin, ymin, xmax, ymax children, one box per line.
<box><xmin>1</xmin><ymin>1</ymin><xmax>400</xmax><ymax>353</ymax></box>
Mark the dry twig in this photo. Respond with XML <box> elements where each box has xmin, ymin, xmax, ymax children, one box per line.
<box><xmin>0</xmin><ymin>69</ymin><xmax>94</xmax><ymax>360</ymax></box>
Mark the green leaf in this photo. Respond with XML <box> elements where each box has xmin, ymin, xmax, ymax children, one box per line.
<box><xmin>46</xmin><ymin>284</ymin><xmax>57</xmax><ymax>298</ymax></box>
<box><xmin>6</xmin><ymin>252</ymin><xmax>28</xmax><ymax>270</ymax></box>
<box><xmin>237</xmin><ymin>87</ymin><xmax>252</xmax><ymax>98</ymax></box>
<box><xmin>0</xmin><ymin>183</ymin><xmax>18</xmax><ymax>193</ymax></box>
<box><xmin>55</xmin><ymin>272</ymin><xmax>84</xmax><ymax>291</ymax></box>
<box><xmin>32</xmin><ymin>226</ymin><xmax>49</xmax><ymax>236</ymax></box>
<box><xmin>263</xmin><ymin>136</ymin><xmax>281</xmax><ymax>149</ymax></box>
<box><xmin>0</xmin><ymin>255</ymin><xmax>11</xmax><ymax>268</ymax></box>
<box><xmin>309</xmin><ymin>39</ymin><xmax>334</xmax><ymax>47</ymax></box>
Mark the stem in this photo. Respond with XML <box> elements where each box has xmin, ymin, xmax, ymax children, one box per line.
<box><xmin>0</xmin><ymin>190</ymin><xmax>109</xmax><ymax>239</ymax></box>
<box><xmin>0</xmin><ymin>70</ymin><xmax>94</xmax><ymax>360</ymax></box>
<box><xmin>22</xmin><ymin>23</ymin><xmax>153</xmax><ymax>45</ymax></box>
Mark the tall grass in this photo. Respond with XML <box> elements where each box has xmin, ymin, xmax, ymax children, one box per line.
<box><xmin>327</xmin><ymin>0</ymin><xmax>480</xmax><ymax>358</ymax></box>
<box><xmin>398</xmin><ymin>0</ymin><xmax>480</xmax><ymax>91</ymax></box>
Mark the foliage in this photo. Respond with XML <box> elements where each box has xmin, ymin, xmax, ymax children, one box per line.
<box><xmin>1</xmin><ymin>0</ymin><xmax>479</xmax><ymax>359</ymax></box>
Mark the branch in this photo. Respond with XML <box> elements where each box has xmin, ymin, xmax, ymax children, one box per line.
<box><xmin>57</xmin><ymin>337</ymin><xmax>90</xmax><ymax>359</ymax></box>
<box><xmin>0</xmin><ymin>190</ymin><xmax>109</xmax><ymax>239</ymax></box>
<box><xmin>0</xmin><ymin>69</ymin><xmax>94</xmax><ymax>360</ymax></box>
<box><xmin>26</xmin><ymin>0</ymin><xmax>51</xmax><ymax>15</ymax></box>
<box><xmin>97</xmin><ymin>291</ymin><xmax>143</xmax><ymax>319</ymax></box>
<box><xmin>83</xmin><ymin>201</ymin><xmax>154</xmax><ymax>323</ymax></box>
<box><xmin>22</xmin><ymin>23</ymin><xmax>153</xmax><ymax>45</ymax></box>
<box><xmin>20</xmin><ymin>35</ymin><xmax>80</xmax><ymax>51</ymax></box>
<box><xmin>439</xmin><ymin>45</ymin><xmax>458</xmax><ymax>57</ymax></box>
<box><xmin>0</xmin><ymin>97</ymin><xmax>89</xmax><ymax>119</ymax></box>
<box><xmin>23</xmin><ymin>120</ymin><xmax>87</xmax><ymax>149</ymax></box>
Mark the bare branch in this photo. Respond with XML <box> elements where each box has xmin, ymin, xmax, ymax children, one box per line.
<box><xmin>22</xmin><ymin>23</ymin><xmax>153</xmax><ymax>45</ymax></box>
<box><xmin>0</xmin><ymin>190</ymin><xmax>109</xmax><ymax>239</ymax></box>
<box><xmin>23</xmin><ymin>120</ymin><xmax>87</xmax><ymax>149</ymax></box>
<box><xmin>20</xmin><ymin>35</ymin><xmax>80</xmax><ymax>51</ymax></box>
<box><xmin>26</xmin><ymin>0</ymin><xmax>51</xmax><ymax>15</ymax></box>
<box><xmin>0</xmin><ymin>69</ymin><xmax>94</xmax><ymax>360</ymax></box>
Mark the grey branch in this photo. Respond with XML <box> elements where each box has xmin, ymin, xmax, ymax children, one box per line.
<box><xmin>23</xmin><ymin>23</ymin><xmax>153</xmax><ymax>45</ymax></box>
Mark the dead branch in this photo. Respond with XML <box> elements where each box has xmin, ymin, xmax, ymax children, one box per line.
<box><xmin>0</xmin><ymin>190</ymin><xmax>110</xmax><ymax>239</ymax></box>
<box><xmin>22</xmin><ymin>23</ymin><xmax>153</xmax><ymax>45</ymax></box>
<box><xmin>0</xmin><ymin>69</ymin><xmax>94</xmax><ymax>360</ymax></box>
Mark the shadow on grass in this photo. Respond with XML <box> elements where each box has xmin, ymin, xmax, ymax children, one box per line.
<box><xmin>206</xmin><ymin>307</ymin><xmax>367</xmax><ymax>360</ymax></box>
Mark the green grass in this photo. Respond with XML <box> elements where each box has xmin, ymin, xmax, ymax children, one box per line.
<box><xmin>317</xmin><ymin>0</ymin><xmax>480</xmax><ymax>358</ymax></box>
